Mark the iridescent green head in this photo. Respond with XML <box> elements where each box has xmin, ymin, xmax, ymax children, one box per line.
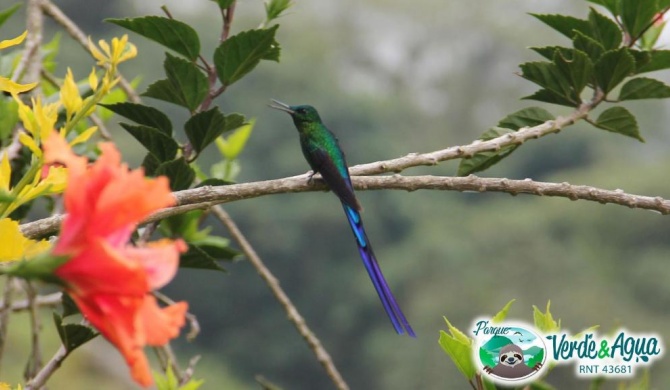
<box><xmin>269</xmin><ymin>99</ymin><xmax>322</xmax><ymax>130</ymax></box>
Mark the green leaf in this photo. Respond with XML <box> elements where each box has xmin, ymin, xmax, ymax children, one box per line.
<box><xmin>636</xmin><ymin>50</ymin><xmax>670</xmax><ymax>74</ymax></box>
<box><xmin>142</xmin><ymin>53</ymin><xmax>209</xmax><ymax>112</ymax></box>
<box><xmin>61</xmin><ymin>293</ymin><xmax>80</xmax><ymax>317</ymax></box>
<box><xmin>519</xmin><ymin>61</ymin><xmax>578</xmax><ymax>104</ymax></box>
<box><xmin>213</xmin><ymin>25</ymin><xmax>280</xmax><ymax>86</ymax></box>
<box><xmin>194</xmin><ymin>236</ymin><xmax>241</xmax><ymax>261</ymax></box>
<box><xmin>439</xmin><ymin>317</ymin><xmax>475</xmax><ymax>380</ymax></box>
<box><xmin>53</xmin><ymin>313</ymin><xmax>98</xmax><ymax>354</ymax></box>
<box><xmin>41</xmin><ymin>33</ymin><xmax>61</xmax><ymax>74</ymax></box>
<box><xmin>457</xmin><ymin>127</ymin><xmax>518</xmax><ymax>176</ymax></box>
<box><xmin>142</xmin><ymin>79</ymin><xmax>184</xmax><ymax>108</ymax></box>
<box><xmin>498</xmin><ymin>107</ymin><xmax>555</xmax><ymax>130</ymax></box>
<box><xmin>593</xmin><ymin>106</ymin><xmax>643</xmax><ymax>141</ymax></box>
<box><xmin>620</xmin><ymin>0</ymin><xmax>658</xmax><ymax>39</ymax></box>
<box><xmin>522</xmin><ymin>88</ymin><xmax>577</xmax><ymax>107</ymax></box>
<box><xmin>161</xmin><ymin>210</ymin><xmax>207</xmax><ymax>241</ymax></box>
<box><xmin>619</xmin><ymin>77</ymin><xmax>670</xmax><ymax>100</ymax></box>
<box><xmin>180</xmin><ymin>244</ymin><xmax>227</xmax><ymax>272</ymax></box>
<box><xmin>185</xmin><ymin>107</ymin><xmax>228</xmax><ymax>155</ymax></box>
<box><xmin>572</xmin><ymin>30</ymin><xmax>605</xmax><ymax>62</ymax></box>
<box><xmin>594</xmin><ymin>48</ymin><xmax>635</xmax><ymax>93</ymax></box>
<box><xmin>100</xmin><ymin>103</ymin><xmax>172</xmax><ymax>135</ymax></box>
<box><xmin>0</xmin><ymin>190</ymin><xmax>15</xmax><ymax>203</ymax></box>
<box><xmin>586</xmin><ymin>0</ymin><xmax>620</xmax><ymax>17</ymax></box>
<box><xmin>628</xmin><ymin>49</ymin><xmax>652</xmax><ymax>73</ymax></box>
<box><xmin>142</xmin><ymin>153</ymin><xmax>161</xmax><ymax>176</ymax></box>
<box><xmin>491</xmin><ymin>299</ymin><xmax>516</xmax><ymax>323</ymax></box>
<box><xmin>106</xmin><ymin>16</ymin><xmax>200</xmax><ymax>60</ymax></box>
<box><xmin>529</xmin><ymin>46</ymin><xmax>567</xmax><ymax>61</ymax></box>
<box><xmin>533</xmin><ymin>301</ymin><xmax>560</xmax><ymax>333</ymax></box>
<box><xmin>0</xmin><ymin>98</ymin><xmax>19</xmax><ymax>143</ymax></box>
<box><xmin>216</xmin><ymin>118</ymin><xmax>254</xmax><ymax>159</ymax></box>
<box><xmin>587</xmin><ymin>7</ymin><xmax>622</xmax><ymax>50</ymax></box>
<box><xmin>530</xmin><ymin>13</ymin><xmax>592</xmax><ymax>40</ymax></box>
<box><xmin>155</xmin><ymin>157</ymin><xmax>195</xmax><ymax>191</ymax></box>
<box><xmin>553</xmin><ymin>48</ymin><xmax>593</xmax><ymax>96</ymax></box>
<box><xmin>0</xmin><ymin>3</ymin><xmax>21</xmax><ymax>29</ymax></box>
<box><xmin>265</xmin><ymin>0</ymin><xmax>294</xmax><ymax>21</ymax></box>
<box><xmin>120</xmin><ymin>123</ymin><xmax>179</xmax><ymax>162</ymax></box>
<box><xmin>210</xmin><ymin>0</ymin><xmax>235</xmax><ymax>8</ymax></box>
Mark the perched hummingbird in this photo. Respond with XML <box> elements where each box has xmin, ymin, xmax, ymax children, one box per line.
<box><xmin>269</xmin><ymin>99</ymin><xmax>415</xmax><ymax>337</ymax></box>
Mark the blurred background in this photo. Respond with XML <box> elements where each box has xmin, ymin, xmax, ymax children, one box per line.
<box><xmin>3</xmin><ymin>0</ymin><xmax>670</xmax><ymax>388</ymax></box>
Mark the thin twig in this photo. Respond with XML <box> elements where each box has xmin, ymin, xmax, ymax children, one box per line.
<box><xmin>1</xmin><ymin>292</ymin><xmax>62</xmax><ymax>312</ymax></box>
<box><xmin>153</xmin><ymin>343</ymin><xmax>183</xmax><ymax>382</ymax></box>
<box><xmin>23</xmin><ymin>281</ymin><xmax>43</xmax><ymax>381</ymax></box>
<box><xmin>40</xmin><ymin>0</ymin><xmax>141</xmax><ymax>103</ymax></box>
<box><xmin>0</xmin><ymin>278</ymin><xmax>16</xmax><ymax>374</ymax></box>
<box><xmin>12</xmin><ymin>0</ymin><xmax>43</xmax><ymax>85</ymax></box>
<box><xmin>24</xmin><ymin>344</ymin><xmax>67</xmax><ymax>390</ymax></box>
<box><xmin>210</xmin><ymin>206</ymin><xmax>350</xmax><ymax>390</ymax></box>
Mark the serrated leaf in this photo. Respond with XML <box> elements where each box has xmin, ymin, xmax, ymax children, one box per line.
<box><xmin>185</xmin><ymin>107</ymin><xmax>227</xmax><ymax>155</ymax></box>
<box><xmin>594</xmin><ymin>106</ymin><xmax>643</xmax><ymax>141</ymax></box>
<box><xmin>457</xmin><ymin>127</ymin><xmax>518</xmax><ymax>176</ymax></box>
<box><xmin>636</xmin><ymin>50</ymin><xmax>670</xmax><ymax>73</ymax></box>
<box><xmin>106</xmin><ymin>16</ymin><xmax>200</xmax><ymax>60</ymax></box>
<box><xmin>100</xmin><ymin>103</ymin><xmax>172</xmax><ymax>135</ymax></box>
<box><xmin>553</xmin><ymin>48</ymin><xmax>593</xmax><ymax>96</ymax></box>
<box><xmin>519</xmin><ymin>61</ymin><xmax>578</xmax><ymax>104</ymax></box>
<box><xmin>265</xmin><ymin>0</ymin><xmax>294</xmax><ymax>21</ymax></box>
<box><xmin>53</xmin><ymin>313</ymin><xmax>98</xmax><ymax>354</ymax></box>
<box><xmin>530</xmin><ymin>46</ymin><xmax>566</xmax><ymax>61</ymax></box>
<box><xmin>120</xmin><ymin>123</ymin><xmax>179</xmax><ymax>162</ymax></box>
<box><xmin>522</xmin><ymin>88</ymin><xmax>577</xmax><ymax>107</ymax></box>
<box><xmin>180</xmin><ymin>244</ymin><xmax>227</xmax><ymax>272</ymax></box>
<box><xmin>142</xmin><ymin>79</ymin><xmax>184</xmax><ymax>107</ymax></box>
<box><xmin>169</xmin><ymin>53</ymin><xmax>210</xmax><ymax>111</ymax></box>
<box><xmin>530</xmin><ymin>13</ymin><xmax>592</xmax><ymax>40</ymax></box>
<box><xmin>142</xmin><ymin>153</ymin><xmax>161</xmax><ymax>176</ymax></box>
<box><xmin>594</xmin><ymin>48</ymin><xmax>635</xmax><ymax>93</ymax></box>
<box><xmin>533</xmin><ymin>302</ymin><xmax>560</xmax><ymax>333</ymax></box>
<box><xmin>620</xmin><ymin>0</ymin><xmax>658</xmax><ymax>39</ymax></box>
<box><xmin>61</xmin><ymin>293</ymin><xmax>80</xmax><ymax>317</ymax></box>
<box><xmin>619</xmin><ymin>77</ymin><xmax>670</xmax><ymax>100</ymax></box>
<box><xmin>572</xmin><ymin>30</ymin><xmax>605</xmax><ymax>62</ymax></box>
<box><xmin>628</xmin><ymin>49</ymin><xmax>652</xmax><ymax>73</ymax></box>
<box><xmin>498</xmin><ymin>107</ymin><xmax>555</xmax><ymax>130</ymax></box>
<box><xmin>587</xmin><ymin>7</ymin><xmax>622</xmax><ymax>50</ymax></box>
<box><xmin>586</xmin><ymin>0</ymin><xmax>620</xmax><ymax>16</ymax></box>
<box><xmin>213</xmin><ymin>25</ymin><xmax>280</xmax><ymax>86</ymax></box>
<box><xmin>155</xmin><ymin>158</ymin><xmax>195</xmax><ymax>191</ymax></box>
<box><xmin>439</xmin><ymin>318</ymin><xmax>475</xmax><ymax>380</ymax></box>
<box><xmin>491</xmin><ymin>299</ymin><xmax>516</xmax><ymax>324</ymax></box>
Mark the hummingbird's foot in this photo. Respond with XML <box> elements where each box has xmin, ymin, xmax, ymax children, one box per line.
<box><xmin>307</xmin><ymin>171</ymin><xmax>316</xmax><ymax>185</ymax></box>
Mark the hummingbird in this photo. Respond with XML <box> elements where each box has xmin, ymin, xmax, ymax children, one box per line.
<box><xmin>269</xmin><ymin>99</ymin><xmax>415</xmax><ymax>337</ymax></box>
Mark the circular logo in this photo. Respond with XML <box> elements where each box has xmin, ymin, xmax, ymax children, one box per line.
<box><xmin>474</xmin><ymin>322</ymin><xmax>547</xmax><ymax>385</ymax></box>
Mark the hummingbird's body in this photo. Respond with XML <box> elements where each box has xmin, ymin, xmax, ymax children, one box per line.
<box><xmin>270</xmin><ymin>100</ymin><xmax>415</xmax><ymax>337</ymax></box>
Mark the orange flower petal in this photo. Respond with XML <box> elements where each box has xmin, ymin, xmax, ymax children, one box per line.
<box><xmin>138</xmin><ymin>296</ymin><xmax>188</xmax><ymax>346</ymax></box>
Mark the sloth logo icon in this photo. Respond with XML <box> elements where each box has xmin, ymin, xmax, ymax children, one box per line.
<box><xmin>473</xmin><ymin>320</ymin><xmax>547</xmax><ymax>385</ymax></box>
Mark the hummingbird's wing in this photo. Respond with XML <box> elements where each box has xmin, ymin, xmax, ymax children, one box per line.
<box><xmin>310</xmin><ymin>148</ymin><xmax>362</xmax><ymax>211</ymax></box>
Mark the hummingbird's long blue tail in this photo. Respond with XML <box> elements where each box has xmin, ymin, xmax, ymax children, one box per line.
<box><xmin>342</xmin><ymin>204</ymin><xmax>415</xmax><ymax>337</ymax></box>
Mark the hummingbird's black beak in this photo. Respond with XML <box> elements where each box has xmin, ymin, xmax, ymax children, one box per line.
<box><xmin>268</xmin><ymin>99</ymin><xmax>295</xmax><ymax>114</ymax></box>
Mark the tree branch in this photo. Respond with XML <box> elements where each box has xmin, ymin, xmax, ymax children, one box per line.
<box><xmin>20</xmin><ymin>174</ymin><xmax>670</xmax><ymax>239</ymax></box>
<box><xmin>210</xmin><ymin>206</ymin><xmax>350</xmax><ymax>390</ymax></box>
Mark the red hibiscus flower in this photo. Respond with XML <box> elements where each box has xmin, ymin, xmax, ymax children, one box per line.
<box><xmin>43</xmin><ymin>133</ymin><xmax>188</xmax><ymax>387</ymax></box>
